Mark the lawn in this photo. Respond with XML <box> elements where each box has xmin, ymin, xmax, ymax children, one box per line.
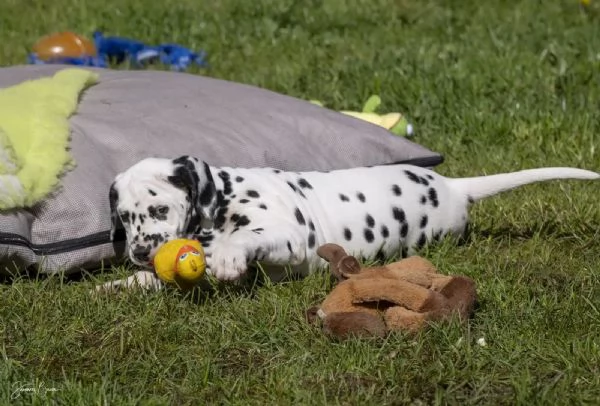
<box><xmin>1</xmin><ymin>0</ymin><xmax>600</xmax><ymax>404</ymax></box>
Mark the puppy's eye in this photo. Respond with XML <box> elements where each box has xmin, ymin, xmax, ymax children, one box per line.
<box><xmin>157</xmin><ymin>206</ymin><xmax>169</xmax><ymax>215</ymax></box>
<box><xmin>119</xmin><ymin>211</ymin><xmax>131</xmax><ymax>224</ymax></box>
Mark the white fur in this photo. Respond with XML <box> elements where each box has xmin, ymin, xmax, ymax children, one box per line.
<box><xmin>97</xmin><ymin>156</ymin><xmax>598</xmax><ymax>292</ymax></box>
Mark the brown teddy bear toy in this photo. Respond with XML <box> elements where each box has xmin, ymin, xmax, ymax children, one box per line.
<box><xmin>306</xmin><ymin>243</ymin><xmax>477</xmax><ymax>339</ymax></box>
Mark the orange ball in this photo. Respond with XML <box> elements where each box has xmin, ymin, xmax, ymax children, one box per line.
<box><xmin>32</xmin><ymin>32</ymin><xmax>97</xmax><ymax>60</ymax></box>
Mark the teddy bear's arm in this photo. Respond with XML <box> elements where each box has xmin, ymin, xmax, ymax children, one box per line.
<box><xmin>349</xmin><ymin>278</ymin><xmax>449</xmax><ymax>313</ymax></box>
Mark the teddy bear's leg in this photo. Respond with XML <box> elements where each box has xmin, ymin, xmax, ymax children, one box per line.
<box><xmin>350</xmin><ymin>278</ymin><xmax>448</xmax><ymax>313</ymax></box>
<box><xmin>429</xmin><ymin>274</ymin><xmax>454</xmax><ymax>292</ymax></box>
<box><xmin>350</xmin><ymin>256</ymin><xmax>438</xmax><ymax>288</ymax></box>
<box><xmin>392</xmin><ymin>256</ymin><xmax>438</xmax><ymax>274</ymax></box>
<box><xmin>384</xmin><ymin>307</ymin><xmax>430</xmax><ymax>332</ymax></box>
<box><xmin>437</xmin><ymin>275</ymin><xmax>477</xmax><ymax>321</ymax></box>
<box><xmin>322</xmin><ymin>312</ymin><xmax>387</xmax><ymax>339</ymax></box>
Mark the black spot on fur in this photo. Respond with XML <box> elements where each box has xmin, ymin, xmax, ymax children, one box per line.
<box><xmin>143</xmin><ymin>233</ymin><xmax>165</xmax><ymax>247</ymax></box>
<box><xmin>298</xmin><ymin>178</ymin><xmax>313</xmax><ymax>190</ymax></box>
<box><xmin>285</xmin><ymin>182</ymin><xmax>307</xmax><ymax>199</ymax></box>
<box><xmin>419</xmin><ymin>176</ymin><xmax>429</xmax><ymax>186</ymax></box>
<box><xmin>121</xmin><ymin>211</ymin><xmax>131</xmax><ymax>224</ymax></box>
<box><xmin>169</xmin><ymin>158</ymin><xmax>202</xmax><ymax>200</ymax></box>
<box><xmin>273</xmin><ymin>169</ymin><xmax>281</xmax><ymax>174</ymax></box>
<box><xmin>259</xmin><ymin>204</ymin><xmax>268</xmax><ymax>210</ymax></box>
<box><xmin>287</xmin><ymin>241</ymin><xmax>293</xmax><ymax>253</ymax></box>
<box><xmin>344</xmin><ymin>228</ymin><xmax>352</xmax><ymax>241</ymax></box>
<box><xmin>400</xmin><ymin>223</ymin><xmax>409</xmax><ymax>238</ymax></box>
<box><xmin>230</xmin><ymin>213</ymin><xmax>240</xmax><ymax>222</ymax></box>
<box><xmin>218</xmin><ymin>171</ymin><xmax>233</xmax><ymax>195</ymax></box>
<box><xmin>234</xmin><ymin>214</ymin><xmax>251</xmax><ymax>227</ymax></box>
<box><xmin>365</xmin><ymin>214</ymin><xmax>375</xmax><ymax>228</ymax></box>
<box><xmin>294</xmin><ymin>208</ymin><xmax>306</xmax><ymax>225</ymax></box>
<box><xmin>239</xmin><ymin>199</ymin><xmax>250</xmax><ymax>204</ymax></box>
<box><xmin>420</xmin><ymin>195</ymin><xmax>427</xmax><ymax>205</ymax></box>
<box><xmin>198</xmin><ymin>162</ymin><xmax>216</xmax><ymax>208</ymax></box>
<box><xmin>391</xmin><ymin>184</ymin><xmax>402</xmax><ymax>196</ymax></box>
<box><xmin>130</xmin><ymin>212</ymin><xmax>136</xmax><ymax>223</ymax></box>
<box><xmin>308</xmin><ymin>233</ymin><xmax>316</xmax><ymax>248</ymax></box>
<box><xmin>364</xmin><ymin>228</ymin><xmax>375</xmax><ymax>243</ymax></box>
<box><xmin>148</xmin><ymin>205</ymin><xmax>169</xmax><ymax>221</ymax></box>
<box><xmin>198</xmin><ymin>234</ymin><xmax>214</xmax><ymax>246</ymax></box>
<box><xmin>252</xmin><ymin>228</ymin><xmax>264</xmax><ymax>234</ymax></box>
<box><xmin>213</xmin><ymin>191</ymin><xmax>230</xmax><ymax>229</ymax></box>
<box><xmin>235</xmin><ymin>176</ymin><xmax>244</xmax><ymax>182</ymax></box>
<box><xmin>420</xmin><ymin>215</ymin><xmax>428</xmax><ymax>229</ymax></box>
<box><xmin>308</xmin><ymin>221</ymin><xmax>315</xmax><ymax>231</ymax></box>
<box><xmin>426</xmin><ymin>174</ymin><xmax>434</xmax><ymax>180</ymax></box>
<box><xmin>416</xmin><ymin>233</ymin><xmax>427</xmax><ymax>250</ymax></box>
<box><xmin>433</xmin><ymin>230</ymin><xmax>443</xmax><ymax>242</ymax></box>
<box><xmin>428</xmin><ymin>188</ymin><xmax>439</xmax><ymax>207</ymax></box>
<box><xmin>381</xmin><ymin>225</ymin><xmax>389</xmax><ymax>238</ymax></box>
<box><xmin>148</xmin><ymin>189</ymin><xmax>157</xmax><ymax>196</ymax></box>
<box><xmin>231</xmin><ymin>227</ymin><xmax>240</xmax><ymax>234</ymax></box>
<box><xmin>339</xmin><ymin>194</ymin><xmax>350</xmax><ymax>202</ymax></box>
<box><xmin>392</xmin><ymin>207</ymin><xmax>406</xmax><ymax>223</ymax></box>
<box><xmin>404</xmin><ymin>170</ymin><xmax>421</xmax><ymax>184</ymax></box>
<box><xmin>247</xmin><ymin>190</ymin><xmax>260</xmax><ymax>198</ymax></box>
<box><xmin>356</xmin><ymin>192</ymin><xmax>366</xmax><ymax>203</ymax></box>
<box><xmin>136</xmin><ymin>225</ymin><xmax>141</xmax><ymax>232</ymax></box>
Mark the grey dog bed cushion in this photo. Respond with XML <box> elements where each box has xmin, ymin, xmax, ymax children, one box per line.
<box><xmin>0</xmin><ymin>65</ymin><xmax>443</xmax><ymax>275</ymax></box>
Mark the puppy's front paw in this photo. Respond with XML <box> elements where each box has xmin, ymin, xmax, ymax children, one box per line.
<box><xmin>207</xmin><ymin>244</ymin><xmax>249</xmax><ymax>281</ymax></box>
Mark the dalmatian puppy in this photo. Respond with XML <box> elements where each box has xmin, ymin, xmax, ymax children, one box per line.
<box><xmin>100</xmin><ymin>155</ymin><xmax>598</xmax><ymax>290</ymax></box>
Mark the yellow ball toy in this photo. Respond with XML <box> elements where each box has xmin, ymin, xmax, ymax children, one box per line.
<box><xmin>153</xmin><ymin>239</ymin><xmax>206</xmax><ymax>289</ymax></box>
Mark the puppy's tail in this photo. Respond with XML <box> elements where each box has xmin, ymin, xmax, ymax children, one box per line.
<box><xmin>449</xmin><ymin>167</ymin><xmax>599</xmax><ymax>203</ymax></box>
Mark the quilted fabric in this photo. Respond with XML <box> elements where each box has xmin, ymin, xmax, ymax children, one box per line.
<box><xmin>0</xmin><ymin>65</ymin><xmax>442</xmax><ymax>274</ymax></box>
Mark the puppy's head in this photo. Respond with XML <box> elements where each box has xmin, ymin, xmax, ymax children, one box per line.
<box><xmin>109</xmin><ymin>156</ymin><xmax>216</xmax><ymax>266</ymax></box>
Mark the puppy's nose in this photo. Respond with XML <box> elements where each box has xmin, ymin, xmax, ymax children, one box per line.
<box><xmin>132</xmin><ymin>245</ymin><xmax>151</xmax><ymax>261</ymax></box>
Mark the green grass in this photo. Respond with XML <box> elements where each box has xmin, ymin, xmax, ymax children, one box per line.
<box><xmin>2</xmin><ymin>0</ymin><xmax>600</xmax><ymax>404</ymax></box>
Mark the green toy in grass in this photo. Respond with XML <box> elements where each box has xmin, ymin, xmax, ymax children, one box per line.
<box><xmin>311</xmin><ymin>95</ymin><xmax>414</xmax><ymax>137</ymax></box>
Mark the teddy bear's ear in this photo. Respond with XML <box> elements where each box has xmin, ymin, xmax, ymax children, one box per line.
<box><xmin>316</xmin><ymin>243</ymin><xmax>347</xmax><ymax>262</ymax></box>
<box><xmin>337</xmin><ymin>256</ymin><xmax>361</xmax><ymax>279</ymax></box>
<box><xmin>317</xmin><ymin>243</ymin><xmax>362</xmax><ymax>281</ymax></box>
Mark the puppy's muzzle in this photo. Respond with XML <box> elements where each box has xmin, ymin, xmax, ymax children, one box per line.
<box><xmin>131</xmin><ymin>245</ymin><xmax>152</xmax><ymax>263</ymax></box>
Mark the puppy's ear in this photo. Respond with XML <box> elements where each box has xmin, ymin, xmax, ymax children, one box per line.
<box><xmin>109</xmin><ymin>181</ymin><xmax>121</xmax><ymax>241</ymax></box>
<box><xmin>169</xmin><ymin>155</ymin><xmax>217</xmax><ymax>229</ymax></box>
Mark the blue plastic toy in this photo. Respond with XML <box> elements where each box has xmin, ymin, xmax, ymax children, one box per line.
<box><xmin>28</xmin><ymin>31</ymin><xmax>207</xmax><ymax>71</ymax></box>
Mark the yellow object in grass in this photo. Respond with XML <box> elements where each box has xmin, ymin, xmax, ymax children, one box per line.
<box><xmin>153</xmin><ymin>239</ymin><xmax>206</xmax><ymax>289</ymax></box>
